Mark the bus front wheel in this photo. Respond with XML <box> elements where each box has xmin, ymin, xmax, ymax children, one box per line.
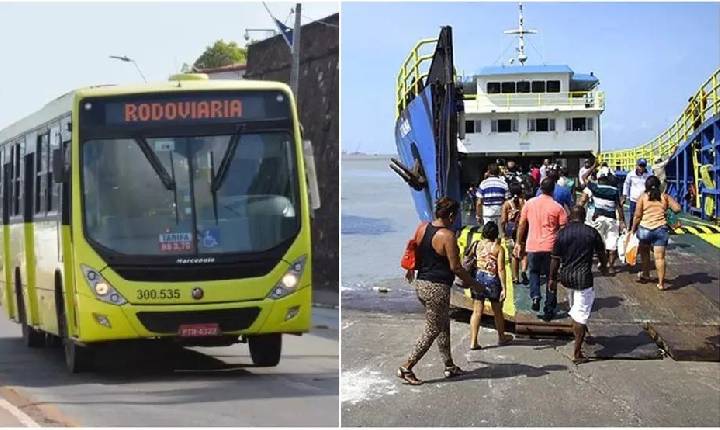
<box><xmin>56</xmin><ymin>290</ymin><xmax>93</xmax><ymax>373</ymax></box>
<box><xmin>63</xmin><ymin>340</ymin><xmax>93</xmax><ymax>374</ymax></box>
<box><xmin>248</xmin><ymin>334</ymin><xmax>282</xmax><ymax>367</ymax></box>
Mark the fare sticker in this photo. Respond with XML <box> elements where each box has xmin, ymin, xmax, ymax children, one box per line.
<box><xmin>159</xmin><ymin>232</ymin><xmax>193</xmax><ymax>252</ymax></box>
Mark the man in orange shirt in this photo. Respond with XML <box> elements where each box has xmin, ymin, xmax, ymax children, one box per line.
<box><xmin>514</xmin><ymin>178</ymin><xmax>568</xmax><ymax>320</ymax></box>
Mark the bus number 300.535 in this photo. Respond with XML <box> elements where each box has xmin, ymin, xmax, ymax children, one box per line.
<box><xmin>136</xmin><ymin>289</ymin><xmax>181</xmax><ymax>300</ymax></box>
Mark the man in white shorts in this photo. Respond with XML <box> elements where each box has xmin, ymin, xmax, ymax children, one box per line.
<box><xmin>549</xmin><ymin>206</ymin><xmax>608</xmax><ymax>364</ymax></box>
<box><xmin>580</xmin><ymin>168</ymin><xmax>626</xmax><ymax>273</ymax></box>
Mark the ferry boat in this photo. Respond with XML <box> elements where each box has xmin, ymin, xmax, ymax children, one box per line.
<box><xmin>391</xmin><ymin>3</ymin><xmax>605</xmax><ymax>222</ymax></box>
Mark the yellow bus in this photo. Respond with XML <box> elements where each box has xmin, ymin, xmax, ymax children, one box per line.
<box><xmin>0</xmin><ymin>74</ymin><xmax>318</xmax><ymax>372</ymax></box>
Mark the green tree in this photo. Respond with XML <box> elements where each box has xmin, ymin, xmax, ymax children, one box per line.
<box><xmin>193</xmin><ymin>40</ymin><xmax>247</xmax><ymax>70</ymax></box>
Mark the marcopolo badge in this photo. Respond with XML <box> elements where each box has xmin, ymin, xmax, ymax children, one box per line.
<box><xmin>191</xmin><ymin>287</ymin><xmax>204</xmax><ymax>300</ymax></box>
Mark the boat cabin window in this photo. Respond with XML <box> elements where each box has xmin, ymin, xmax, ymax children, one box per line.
<box><xmin>501</xmin><ymin>82</ymin><xmax>516</xmax><ymax>93</ymax></box>
<box><xmin>528</xmin><ymin>118</ymin><xmax>555</xmax><ymax>132</ymax></box>
<box><xmin>491</xmin><ymin>119</ymin><xmax>517</xmax><ymax>133</ymax></box>
<box><xmin>465</xmin><ymin>120</ymin><xmax>480</xmax><ymax>134</ymax></box>
<box><xmin>516</xmin><ymin>81</ymin><xmax>530</xmax><ymax>93</ymax></box>
<box><xmin>487</xmin><ymin>82</ymin><xmax>501</xmax><ymax>94</ymax></box>
<box><xmin>531</xmin><ymin>81</ymin><xmax>545</xmax><ymax>93</ymax></box>
<box><xmin>546</xmin><ymin>80</ymin><xmax>561</xmax><ymax>93</ymax></box>
<box><xmin>567</xmin><ymin>117</ymin><xmax>594</xmax><ymax>131</ymax></box>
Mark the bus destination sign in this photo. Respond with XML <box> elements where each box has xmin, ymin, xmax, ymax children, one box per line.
<box><xmin>80</xmin><ymin>91</ymin><xmax>290</xmax><ymax>128</ymax></box>
<box><xmin>123</xmin><ymin>99</ymin><xmax>242</xmax><ymax>123</ymax></box>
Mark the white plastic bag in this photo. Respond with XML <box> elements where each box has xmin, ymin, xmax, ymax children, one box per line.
<box><xmin>617</xmin><ymin>232</ymin><xmax>627</xmax><ymax>264</ymax></box>
<box><xmin>624</xmin><ymin>233</ymin><xmax>640</xmax><ymax>266</ymax></box>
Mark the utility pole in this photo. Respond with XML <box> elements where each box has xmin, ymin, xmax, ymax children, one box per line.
<box><xmin>290</xmin><ymin>3</ymin><xmax>302</xmax><ymax>97</ymax></box>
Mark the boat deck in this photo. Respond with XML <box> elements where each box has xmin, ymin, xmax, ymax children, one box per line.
<box><xmin>451</xmin><ymin>215</ymin><xmax>720</xmax><ymax>362</ymax></box>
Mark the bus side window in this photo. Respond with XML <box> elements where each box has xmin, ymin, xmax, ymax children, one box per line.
<box><xmin>35</xmin><ymin>132</ymin><xmax>50</xmax><ymax>215</ymax></box>
<box><xmin>48</xmin><ymin>127</ymin><xmax>60</xmax><ymax>213</ymax></box>
<box><xmin>12</xmin><ymin>142</ymin><xmax>24</xmax><ymax>217</ymax></box>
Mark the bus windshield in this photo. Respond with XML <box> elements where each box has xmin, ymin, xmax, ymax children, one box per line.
<box><xmin>82</xmin><ymin>132</ymin><xmax>300</xmax><ymax>256</ymax></box>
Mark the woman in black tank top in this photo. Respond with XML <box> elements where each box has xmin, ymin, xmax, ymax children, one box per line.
<box><xmin>397</xmin><ymin>197</ymin><xmax>480</xmax><ymax>385</ymax></box>
<box><xmin>416</xmin><ymin>224</ymin><xmax>455</xmax><ymax>285</ymax></box>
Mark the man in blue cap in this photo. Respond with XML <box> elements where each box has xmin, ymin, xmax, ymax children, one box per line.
<box><xmin>622</xmin><ymin>158</ymin><xmax>650</xmax><ymax>231</ymax></box>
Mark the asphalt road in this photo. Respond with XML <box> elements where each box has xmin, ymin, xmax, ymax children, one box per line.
<box><xmin>341</xmin><ymin>309</ymin><xmax>720</xmax><ymax>427</ymax></box>
<box><xmin>0</xmin><ymin>306</ymin><xmax>338</xmax><ymax>427</ymax></box>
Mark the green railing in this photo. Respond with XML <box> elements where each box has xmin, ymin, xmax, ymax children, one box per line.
<box><xmin>600</xmin><ymin>67</ymin><xmax>720</xmax><ymax>170</ymax></box>
<box><xmin>396</xmin><ymin>38</ymin><xmax>438</xmax><ymax>117</ymax></box>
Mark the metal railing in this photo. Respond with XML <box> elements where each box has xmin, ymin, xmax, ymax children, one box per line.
<box><xmin>600</xmin><ymin>67</ymin><xmax>720</xmax><ymax>170</ymax></box>
<box><xmin>464</xmin><ymin>91</ymin><xmax>605</xmax><ymax>110</ymax></box>
<box><xmin>396</xmin><ymin>38</ymin><xmax>438</xmax><ymax>117</ymax></box>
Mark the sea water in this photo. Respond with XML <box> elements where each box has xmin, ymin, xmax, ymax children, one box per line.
<box><xmin>341</xmin><ymin>155</ymin><xmax>419</xmax><ymax>288</ymax></box>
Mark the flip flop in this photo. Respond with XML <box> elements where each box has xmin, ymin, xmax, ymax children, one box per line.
<box><xmin>572</xmin><ymin>356</ymin><xmax>590</xmax><ymax>365</ymax></box>
<box><xmin>469</xmin><ymin>345</ymin><xmax>482</xmax><ymax>351</ymax></box>
<box><xmin>636</xmin><ymin>273</ymin><xmax>650</xmax><ymax>284</ymax></box>
<box><xmin>498</xmin><ymin>334</ymin><xmax>514</xmax><ymax>345</ymax></box>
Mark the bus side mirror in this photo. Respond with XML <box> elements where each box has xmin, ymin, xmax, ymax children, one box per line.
<box><xmin>302</xmin><ymin>140</ymin><xmax>321</xmax><ymax>212</ymax></box>
<box><xmin>52</xmin><ymin>148</ymin><xmax>66</xmax><ymax>183</ymax></box>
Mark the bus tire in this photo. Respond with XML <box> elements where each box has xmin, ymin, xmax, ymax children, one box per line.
<box><xmin>63</xmin><ymin>339</ymin><xmax>93</xmax><ymax>374</ymax></box>
<box><xmin>248</xmin><ymin>333</ymin><xmax>282</xmax><ymax>367</ymax></box>
<box><xmin>56</xmin><ymin>288</ymin><xmax>93</xmax><ymax>373</ymax></box>
<box><xmin>16</xmin><ymin>276</ymin><xmax>44</xmax><ymax>348</ymax></box>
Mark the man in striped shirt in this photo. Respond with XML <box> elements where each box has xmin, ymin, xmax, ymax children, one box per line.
<box><xmin>579</xmin><ymin>170</ymin><xmax>626</xmax><ymax>272</ymax></box>
<box><xmin>549</xmin><ymin>206</ymin><xmax>608</xmax><ymax>364</ymax></box>
<box><xmin>476</xmin><ymin>163</ymin><xmax>510</xmax><ymax>226</ymax></box>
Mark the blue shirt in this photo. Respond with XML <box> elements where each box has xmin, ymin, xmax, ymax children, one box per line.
<box><xmin>536</xmin><ymin>185</ymin><xmax>572</xmax><ymax>209</ymax></box>
<box><xmin>476</xmin><ymin>176</ymin><xmax>510</xmax><ymax>217</ymax></box>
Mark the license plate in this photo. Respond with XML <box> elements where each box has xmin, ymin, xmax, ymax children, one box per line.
<box><xmin>178</xmin><ymin>323</ymin><xmax>220</xmax><ymax>337</ymax></box>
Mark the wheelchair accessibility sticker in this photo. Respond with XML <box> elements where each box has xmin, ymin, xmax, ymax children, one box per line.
<box><xmin>200</xmin><ymin>228</ymin><xmax>221</xmax><ymax>249</ymax></box>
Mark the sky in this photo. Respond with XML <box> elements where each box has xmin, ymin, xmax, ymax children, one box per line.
<box><xmin>0</xmin><ymin>1</ymin><xmax>339</xmax><ymax>129</ymax></box>
<box><xmin>342</xmin><ymin>2</ymin><xmax>720</xmax><ymax>153</ymax></box>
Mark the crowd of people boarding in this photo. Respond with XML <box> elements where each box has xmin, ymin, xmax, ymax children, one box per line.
<box><xmin>397</xmin><ymin>156</ymin><xmax>681</xmax><ymax>385</ymax></box>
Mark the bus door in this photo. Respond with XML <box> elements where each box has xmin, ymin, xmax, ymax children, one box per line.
<box><xmin>1</xmin><ymin>156</ymin><xmax>10</xmax><ymax>318</ymax></box>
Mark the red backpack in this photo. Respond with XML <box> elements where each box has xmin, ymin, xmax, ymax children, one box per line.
<box><xmin>400</xmin><ymin>223</ymin><xmax>428</xmax><ymax>270</ymax></box>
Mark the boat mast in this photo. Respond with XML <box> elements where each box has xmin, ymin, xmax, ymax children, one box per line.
<box><xmin>504</xmin><ymin>3</ymin><xmax>537</xmax><ymax>65</ymax></box>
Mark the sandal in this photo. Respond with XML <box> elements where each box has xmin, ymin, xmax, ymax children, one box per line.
<box><xmin>443</xmin><ymin>365</ymin><xmax>464</xmax><ymax>378</ymax></box>
<box><xmin>657</xmin><ymin>284</ymin><xmax>668</xmax><ymax>291</ymax></box>
<box><xmin>397</xmin><ymin>366</ymin><xmax>423</xmax><ymax>385</ymax></box>
<box><xmin>469</xmin><ymin>345</ymin><xmax>482</xmax><ymax>351</ymax></box>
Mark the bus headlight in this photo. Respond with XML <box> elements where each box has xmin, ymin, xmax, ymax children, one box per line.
<box><xmin>80</xmin><ymin>264</ymin><xmax>127</xmax><ymax>306</ymax></box>
<box><xmin>268</xmin><ymin>255</ymin><xmax>307</xmax><ymax>299</ymax></box>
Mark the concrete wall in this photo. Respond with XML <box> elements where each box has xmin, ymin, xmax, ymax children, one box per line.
<box><xmin>245</xmin><ymin>14</ymin><xmax>339</xmax><ymax>292</ymax></box>
<box><xmin>206</xmin><ymin>70</ymin><xmax>245</xmax><ymax>80</ymax></box>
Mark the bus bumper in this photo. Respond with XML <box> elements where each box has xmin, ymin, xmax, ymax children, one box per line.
<box><xmin>73</xmin><ymin>285</ymin><xmax>312</xmax><ymax>343</ymax></box>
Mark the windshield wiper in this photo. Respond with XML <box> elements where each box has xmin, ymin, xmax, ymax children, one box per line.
<box><xmin>134</xmin><ymin>136</ymin><xmax>176</xmax><ymax>190</ymax></box>
<box><xmin>211</xmin><ymin>128</ymin><xmax>243</xmax><ymax>193</ymax></box>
